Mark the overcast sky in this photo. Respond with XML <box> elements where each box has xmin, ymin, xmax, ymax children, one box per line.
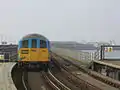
<box><xmin>0</xmin><ymin>0</ymin><xmax>120</xmax><ymax>44</ymax></box>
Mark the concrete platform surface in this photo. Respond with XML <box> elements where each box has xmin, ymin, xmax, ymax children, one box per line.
<box><xmin>93</xmin><ymin>60</ymin><xmax>120</xmax><ymax>69</ymax></box>
<box><xmin>0</xmin><ymin>63</ymin><xmax>17</xmax><ymax>90</ymax></box>
<box><xmin>102</xmin><ymin>60</ymin><xmax>120</xmax><ymax>66</ymax></box>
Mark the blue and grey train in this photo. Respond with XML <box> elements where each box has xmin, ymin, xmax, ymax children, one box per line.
<box><xmin>17</xmin><ymin>33</ymin><xmax>51</xmax><ymax>72</ymax></box>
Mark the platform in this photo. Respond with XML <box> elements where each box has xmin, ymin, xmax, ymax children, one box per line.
<box><xmin>93</xmin><ymin>60</ymin><xmax>120</xmax><ymax>69</ymax></box>
<box><xmin>0</xmin><ymin>63</ymin><xmax>17</xmax><ymax>90</ymax></box>
<box><xmin>102</xmin><ymin>60</ymin><xmax>120</xmax><ymax>66</ymax></box>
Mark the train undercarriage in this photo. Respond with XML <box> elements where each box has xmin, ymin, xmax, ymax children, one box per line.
<box><xmin>17</xmin><ymin>61</ymin><xmax>50</xmax><ymax>72</ymax></box>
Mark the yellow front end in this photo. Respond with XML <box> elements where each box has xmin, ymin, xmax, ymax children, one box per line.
<box><xmin>19</xmin><ymin>48</ymin><xmax>49</xmax><ymax>62</ymax></box>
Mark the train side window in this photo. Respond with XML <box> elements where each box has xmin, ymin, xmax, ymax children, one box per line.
<box><xmin>40</xmin><ymin>40</ymin><xmax>46</xmax><ymax>48</ymax></box>
<box><xmin>22</xmin><ymin>40</ymin><xmax>28</xmax><ymax>48</ymax></box>
<box><xmin>32</xmin><ymin>39</ymin><xmax>37</xmax><ymax>48</ymax></box>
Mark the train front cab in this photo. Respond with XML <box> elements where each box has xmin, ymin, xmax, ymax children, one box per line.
<box><xmin>18</xmin><ymin>38</ymin><xmax>50</xmax><ymax>71</ymax></box>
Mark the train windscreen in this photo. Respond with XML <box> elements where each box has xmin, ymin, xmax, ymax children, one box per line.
<box><xmin>22</xmin><ymin>40</ymin><xmax>28</xmax><ymax>48</ymax></box>
<box><xmin>40</xmin><ymin>40</ymin><xmax>47</xmax><ymax>48</ymax></box>
<box><xmin>32</xmin><ymin>39</ymin><xmax>37</xmax><ymax>48</ymax></box>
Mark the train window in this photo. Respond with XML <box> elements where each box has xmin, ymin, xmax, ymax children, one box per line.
<box><xmin>40</xmin><ymin>40</ymin><xmax>47</xmax><ymax>48</ymax></box>
<box><xmin>32</xmin><ymin>39</ymin><xmax>37</xmax><ymax>48</ymax></box>
<box><xmin>22</xmin><ymin>40</ymin><xmax>28</xmax><ymax>48</ymax></box>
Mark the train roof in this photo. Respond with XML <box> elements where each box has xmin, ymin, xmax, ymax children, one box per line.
<box><xmin>22</xmin><ymin>33</ymin><xmax>48</xmax><ymax>41</ymax></box>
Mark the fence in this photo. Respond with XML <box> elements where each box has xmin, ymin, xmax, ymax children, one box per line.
<box><xmin>94</xmin><ymin>49</ymin><xmax>101</xmax><ymax>60</ymax></box>
<box><xmin>51</xmin><ymin>47</ymin><xmax>95</xmax><ymax>61</ymax></box>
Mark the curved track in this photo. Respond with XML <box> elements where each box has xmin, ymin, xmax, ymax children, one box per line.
<box><xmin>11</xmin><ymin>64</ymin><xmax>30</xmax><ymax>90</ymax></box>
<box><xmin>42</xmin><ymin>70</ymin><xmax>72</xmax><ymax>90</ymax></box>
<box><xmin>51</xmin><ymin>52</ymin><xmax>119</xmax><ymax>90</ymax></box>
<box><xmin>28</xmin><ymin>71</ymin><xmax>52</xmax><ymax>90</ymax></box>
<box><xmin>12</xmin><ymin>63</ymin><xmax>71</xmax><ymax>90</ymax></box>
<box><xmin>13</xmin><ymin>53</ymin><xmax>117</xmax><ymax>90</ymax></box>
<box><xmin>27</xmin><ymin>70</ymin><xmax>71</xmax><ymax>90</ymax></box>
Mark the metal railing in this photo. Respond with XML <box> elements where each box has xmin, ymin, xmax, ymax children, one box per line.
<box><xmin>51</xmin><ymin>48</ymin><xmax>96</xmax><ymax>61</ymax></box>
<box><xmin>94</xmin><ymin>49</ymin><xmax>101</xmax><ymax>60</ymax></box>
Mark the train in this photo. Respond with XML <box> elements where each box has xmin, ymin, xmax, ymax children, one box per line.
<box><xmin>17</xmin><ymin>33</ymin><xmax>51</xmax><ymax>72</ymax></box>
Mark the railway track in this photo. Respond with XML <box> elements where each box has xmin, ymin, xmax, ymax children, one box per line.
<box><xmin>51</xmin><ymin>56</ymin><xmax>102</xmax><ymax>90</ymax></box>
<box><xmin>27</xmin><ymin>69</ymin><xmax>73</xmax><ymax>90</ymax></box>
<box><xmin>11</xmin><ymin>64</ymin><xmax>31</xmax><ymax>90</ymax></box>
<box><xmin>64</xmin><ymin>57</ymin><xmax>120</xmax><ymax>89</ymax></box>
<box><xmin>51</xmin><ymin>52</ymin><xmax>119</xmax><ymax>90</ymax></box>
<box><xmin>41</xmin><ymin>70</ymin><xmax>71</xmax><ymax>90</ymax></box>
<box><xmin>12</xmin><ymin>52</ymin><xmax>120</xmax><ymax>90</ymax></box>
<box><xmin>28</xmin><ymin>71</ymin><xmax>52</xmax><ymax>90</ymax></box>
<box><xmin>12</xmin><ymin>63</ymin><xmax>72</xmax><ymax>90</ymax></box>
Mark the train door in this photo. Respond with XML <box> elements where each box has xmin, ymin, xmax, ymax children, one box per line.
<box><xmin>30</xmin><ymin>39</ymin><xmax>39</xmax><ymax>61</ymax></box>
